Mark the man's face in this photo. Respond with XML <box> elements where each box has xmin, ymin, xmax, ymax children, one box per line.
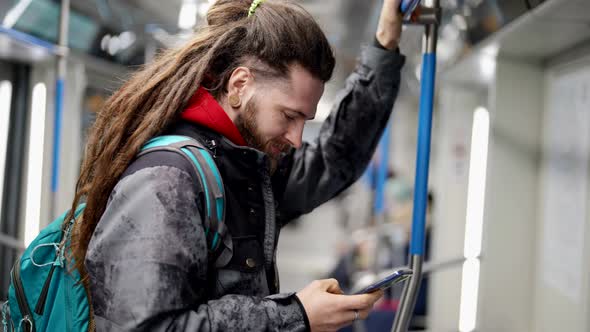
<box><xmin>236</xmin><ymin>64</ymin><xmax>324</xmax><ymax>171</ymax></box>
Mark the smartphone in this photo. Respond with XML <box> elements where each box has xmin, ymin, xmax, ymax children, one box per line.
<box><xmin>400</xmin><ymin>0</ymin><xmax>421</xmax><ymax>16</ymax></box>
<box><xmin>354</xmin><ymin>268</ymin><xmax>413</xmax><ymax>294</ymax></box>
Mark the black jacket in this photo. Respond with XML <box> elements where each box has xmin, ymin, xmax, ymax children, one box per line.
<box><xmin>85</xmin><ymin>45</ymin><xmax>405</xmax><ymax>331</ymax></box>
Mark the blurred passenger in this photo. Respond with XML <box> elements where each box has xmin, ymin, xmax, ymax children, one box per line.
<box><xmin>333</xmin><ymin>185</ymin><xmax>434</xmax><ymax>332</ymax></box>
<box><xmin>66</xmin><ymin>0</ymin><xmax>406</xmax><ymax>331</ymax></box>
<box><xmin>372</xmin><ymin>191</ymin><xmax>435</xmax><ymax>331</ymax></box>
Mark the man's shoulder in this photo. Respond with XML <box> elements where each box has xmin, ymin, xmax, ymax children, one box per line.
<box><xmin>121</xmin><ymin>147</ymin><xmax>198</xmax><ymax>183</ymax></box>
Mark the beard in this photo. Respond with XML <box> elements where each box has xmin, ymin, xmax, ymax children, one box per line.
<box><xmin>235</xmin><ymin>98</ymin><xmax>291</xmax><ymax>173</ymax></box>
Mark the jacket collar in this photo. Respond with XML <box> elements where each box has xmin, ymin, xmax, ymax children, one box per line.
<box><xmin>168</xmin><ymin>121</ymin><xmax>269</xmax><ymax>168</ymax></box>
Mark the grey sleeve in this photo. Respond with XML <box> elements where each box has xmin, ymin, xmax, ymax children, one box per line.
<box><xmin>85</xmin><ymin>166</ymin><xmax>307</xmax><ymax>332</ymax></box>
<box><xmin>279</xmin><ymin>46</ymin><xmax>405</xmax><ymax>221</ymax></box>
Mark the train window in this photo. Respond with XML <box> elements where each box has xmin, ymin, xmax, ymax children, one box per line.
<box><xmin>1</xmin><ymin>0</ymin><xmax>144</xmax><ymax>65</ymax></box>
<box><xmin>7</xmin><ymin>0</ymin><xmax>99</xmax><ymax>52</ymax></box>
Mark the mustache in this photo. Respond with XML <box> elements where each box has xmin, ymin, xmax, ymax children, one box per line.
<box><xmin>268</xmin><ymin>140</ymin><xmax>292</xmax><ymax>154</ymax></box>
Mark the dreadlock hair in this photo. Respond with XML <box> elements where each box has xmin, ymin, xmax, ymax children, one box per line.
<box><xmin>68</xmin><ymin>0</ymin><xmax>335</xmax><ymax>283</ymax></box>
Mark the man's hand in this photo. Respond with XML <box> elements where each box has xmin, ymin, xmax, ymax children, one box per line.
<box><xmin>376</xmin><ymin>0</ymin><xmax>403</xmax><ymax>50</ymax></box>
<box><xmin>296</xmin><ymin>279</ymin><xmax>384</xmax><ymax>332</ymax></box>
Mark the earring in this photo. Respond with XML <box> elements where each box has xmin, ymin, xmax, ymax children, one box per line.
<box><xmin>229</xmin><ymin>94</ymin><xmax>241</xmax><ymax>108</ymax></box>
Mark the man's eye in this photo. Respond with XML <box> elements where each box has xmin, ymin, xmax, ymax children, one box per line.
<box><xmin>283</xmin><ymin>112</ymin><xmax>295</xmax><ymax>121</ymax></box>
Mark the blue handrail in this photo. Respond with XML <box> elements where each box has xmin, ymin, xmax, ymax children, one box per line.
<box><xmin>410</xmin><ymin>52</ymin><xmax>436</xmax><ymax>256</ymax></box>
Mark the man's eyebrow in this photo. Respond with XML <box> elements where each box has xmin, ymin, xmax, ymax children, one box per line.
<box><xmin>282</xmin><ymin>106</ymin><xmax>315</xmax><ymax>120</ymax></box>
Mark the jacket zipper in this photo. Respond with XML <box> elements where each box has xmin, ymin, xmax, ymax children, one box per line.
<box><xmin>11</xmin><ymin>259</ymin><xmax>35</xmax><ymax>332</ymax></box>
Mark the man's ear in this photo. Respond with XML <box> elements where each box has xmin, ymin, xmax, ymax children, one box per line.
<box><xmin>226</xmin><ymin>66</ymin><xmax>253</xmax><ymax>109</ymax></box>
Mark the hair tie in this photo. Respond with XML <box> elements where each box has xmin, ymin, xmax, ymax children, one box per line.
<box><xmin>248</xmin><ymin>0</ymin><xmax>266</xmax><ymax>17</ymax></box>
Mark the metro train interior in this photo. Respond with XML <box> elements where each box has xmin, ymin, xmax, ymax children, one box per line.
<box><xmin>1</xmin><ymin>0</ymin><xmax>590</xmax><ymax>331</ymax></box>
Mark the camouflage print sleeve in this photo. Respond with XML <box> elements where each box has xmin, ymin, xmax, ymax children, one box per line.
<box><xmin>85</xmin><ymin>165</ymin><xmax>307</xmax><ymax>331</ymax></box>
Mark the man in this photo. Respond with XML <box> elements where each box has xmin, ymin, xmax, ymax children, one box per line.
<box><xmin>74</xmin><ymin>0</ymin><xmax>405</xmax><ymax>330</ymax></box>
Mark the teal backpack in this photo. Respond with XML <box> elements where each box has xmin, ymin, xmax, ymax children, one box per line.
<box><xmin>2</xmin><ymin>135</ymin><xmax>229</xmax><ymax>332</ymax></box>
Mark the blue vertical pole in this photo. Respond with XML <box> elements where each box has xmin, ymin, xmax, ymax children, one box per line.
<box><xmin>364</xmin><ymin>159</ymin><xmax>375</xmax><ymax>190</ymax></box>
<box><xmin>409</xmin><ymin>52</ymin><xmax>436</xmax><ymax>256</ymax></box>
<box><xmin>374</xmin><ymin>122</ymin><xmax>392</xmax><ymax>217</ymax></box>
<box><xmin>371</xmin><ymin>121</ymin><xmax>392</xmax><ymax>275</ymax></box>
<box><xmin>52</xmin><ymin>79</ymin><xmax>64</xmax><ymax>194</ymax></box>
<box><xmin>392</xmin><ymin>1</ymin><xmax>440</xmax><ymax>330</ymax></box>
<box><xmin>50</xmin><ymin>0</ymin><xmax>69</xmax><ymax>219</ymax></box>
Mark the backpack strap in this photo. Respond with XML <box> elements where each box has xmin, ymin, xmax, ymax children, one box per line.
<box><xmin>139</xmin><ymin>135</ymin><xmax>232</xmax><ymax>267</ymax></box>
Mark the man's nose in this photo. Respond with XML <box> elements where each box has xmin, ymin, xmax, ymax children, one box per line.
<box><xmin>285</xmin><ymin>121</ymin><xmax>304</xmax><ymax>149</ymax></box>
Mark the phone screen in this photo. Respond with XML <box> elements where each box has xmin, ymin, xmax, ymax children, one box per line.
<box><xmin>354</xmin><ymin>269</ymin><xmax>413</xmax><ymax>294</ymax></box>
<box><xmin>400</xmin><ymin>0</ymin><xmax>421</xmax><ymax>16</ymax></box>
